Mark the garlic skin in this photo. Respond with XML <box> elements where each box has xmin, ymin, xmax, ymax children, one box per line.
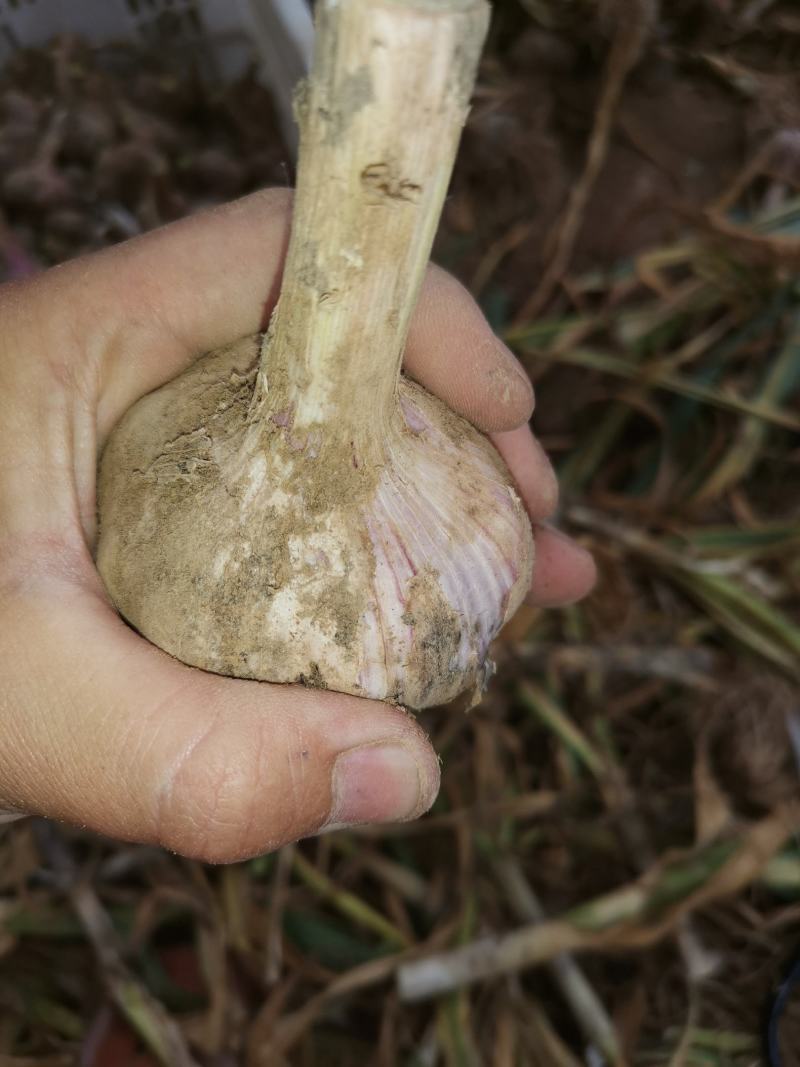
<box><xmin>96</xmin><ymin>334</ymin><xmax>533</xmax><ymax>709</ymax></box>
<box><xmin>96</xmin><ymin>0</ymin><xmax>535</xmax><ymax>708</ymax></box>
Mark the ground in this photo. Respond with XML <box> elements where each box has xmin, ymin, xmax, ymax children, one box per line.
<box><xmin>0</xmin><ymin>2</ymin><xmax>799</xmax><ymax>1064</ymax></box>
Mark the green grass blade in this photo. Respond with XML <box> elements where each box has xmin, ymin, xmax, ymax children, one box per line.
<box><xmin>519</xmin><ymin>346</ymin><xmax>800</xmax><ymax>430</ymax></box>
<box><xmin>292</xmin><ymin>851</ymin><xmax>411</xmax><ymax>949</ymax></box>
<box><xmin>693</xmin><ymin>311</ymin><xmax>800</xmax><ymax>500</ymax></box>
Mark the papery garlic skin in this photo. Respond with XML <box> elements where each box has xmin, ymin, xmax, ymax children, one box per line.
<box><xmin>96</xmin><ymin>334</ymin><xmax>534</xmax><ymax>709</ymax></box>
<box><xmin>95</xmin><ymin>0</ymin><xmax>528</xmax><ymax>709</ymax></box>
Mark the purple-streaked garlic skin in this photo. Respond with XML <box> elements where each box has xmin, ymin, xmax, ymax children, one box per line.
<box><xmin>96</xmin><ymin>334</ymin><xmax>533</xmax><ymax>710</ymax></box>
<box><xmin>360</xmin><ymin>392</ymin><xmax>531</xmax><ymax>706</ymax></box>
<box><xmin>95</xmin><ymin>0</ymin><xmax>524</xmax><ymax>710</ymax></box>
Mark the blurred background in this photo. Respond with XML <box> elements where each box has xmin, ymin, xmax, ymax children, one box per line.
<box><xmin>0</xmin><ymin>1</ymin><xmax>799</xmax><ymax>1064</ymax></box>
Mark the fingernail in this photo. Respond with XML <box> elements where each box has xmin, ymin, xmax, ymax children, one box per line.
<box><xmin>540</xmin><ymin>523</ymin><xmax>577</xmax><ymax>546</ymax></box>
<box><xmin>505</xmin><ymin>344</ymin><xmax>536</xmax><ymax>396</ymax></box>
<box><xmin>486</xmin><ymin>339</ymin><xmax>535</xmax><ymax>414</ymax></box>
<box><xmin>542</xmin><ymin>523</ymin><xmax>595</xmax><ymax>559</ymax></box>
<box><xmin>524</xmin><ymin>523</ymin><xmax>597</xmax><ymax>607</ymax></box>
<box><xmin>328</xmin><ymin>743</ymin><xmax>437</xmax><ymax>828</ymax></box>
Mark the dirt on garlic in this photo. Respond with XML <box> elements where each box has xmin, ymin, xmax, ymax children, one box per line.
<box><xmin>97</xmin><ymin>333</ymin><xmax>532</xmax><ymax>708</ymax></box>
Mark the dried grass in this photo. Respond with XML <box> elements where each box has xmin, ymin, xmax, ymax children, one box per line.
<box><xmin>1</xmin><ymin>3</ymin><xmax>800</xmax><ymax>1064</ymax></box>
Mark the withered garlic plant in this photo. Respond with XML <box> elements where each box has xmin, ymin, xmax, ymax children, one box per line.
<box><xmin>97</xmin><ymin>0</ymin><xmax>535</xmax><ymax>709</ymax></box>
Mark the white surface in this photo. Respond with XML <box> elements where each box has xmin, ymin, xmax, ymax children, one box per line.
<box><xmin>0</xmin><ymin>0</ymin><xmax>313</xmax><ymax>155</ymax></box>
<box><xmin>240</xmin><ymin>0</ymin><xmax>314</xmax><ymax>154</ymax></box>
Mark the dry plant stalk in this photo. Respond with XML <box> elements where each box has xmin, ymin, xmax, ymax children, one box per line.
<box><xmin>96</xmin><ymin>0</ymin><xmax>533</xmax><ymax>710</ymax></box>
<box><xmin>397</xmin><ymin>806</ymin><xmax>795</xmax><ymax>1001</ymax></box>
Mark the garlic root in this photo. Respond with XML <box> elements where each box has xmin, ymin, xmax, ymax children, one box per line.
<box><xmin>97</xmin><ymin>0</ymin><xmax>534</xmax><ymax>710</ymax></box>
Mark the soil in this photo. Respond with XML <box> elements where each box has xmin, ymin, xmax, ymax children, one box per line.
<box><xmin>0</xmin><ymin>3</ymin><xmax>799</xmax><ymax>1065</ymax></box>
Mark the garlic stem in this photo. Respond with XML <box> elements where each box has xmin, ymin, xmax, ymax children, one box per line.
<box><xmin>95</xmin><ymin>0</ymin><xmax>533</xmax><ymax>711</ymax></box>
<box><xmin>257</xmin><ymin>0</ymin><xmax>489</xmax><ymax>457</ymax></box>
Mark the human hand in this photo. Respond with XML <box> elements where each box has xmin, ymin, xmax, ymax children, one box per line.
<box><xmin>0</xmin><ymin>190</ymin><xmax>595</xmax><ymax>860</ymax></box>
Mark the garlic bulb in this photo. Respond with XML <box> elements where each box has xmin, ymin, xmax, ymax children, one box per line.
<box><xmin>96</xmin><ymin>0</ymin><xmax>534</xmax><ymax>710</ymax></box>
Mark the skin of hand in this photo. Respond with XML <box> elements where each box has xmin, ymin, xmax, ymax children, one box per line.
<box><xmin>0</xmin><ymin>189</ymin><xmax>595</xmax><ymax>860</ymax></box>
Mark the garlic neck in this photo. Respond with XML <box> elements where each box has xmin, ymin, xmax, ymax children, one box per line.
<box><xmin>254</xmin><ymin>0</ymin><xmax>489</xmax><ymax>462</ymax></box>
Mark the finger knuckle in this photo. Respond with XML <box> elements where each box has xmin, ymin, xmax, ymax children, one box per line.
<box><xmin>156</xmin><ymin>724</ymin><xmax>261</xmax><ymax>863</ymax></box>
<box><xmin>154</xmin><ymin>705</ymin><xmax>314</xmax><ymax>864</ymax></box>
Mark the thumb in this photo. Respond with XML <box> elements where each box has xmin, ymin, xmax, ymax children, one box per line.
<box><xmin>0</xmin><ymin>567</ymin><xmax>440</xmax><ymax>863</ymax></box>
